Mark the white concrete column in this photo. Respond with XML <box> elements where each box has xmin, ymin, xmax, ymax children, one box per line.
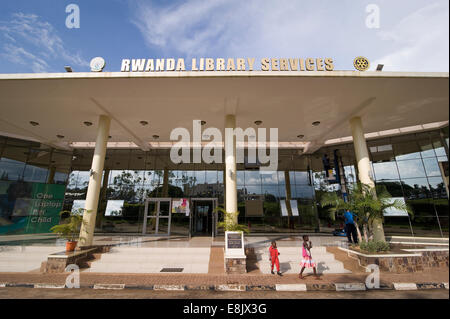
<box><xmin>350</xmin><ymin>117</ymin><xmax>374</xmax><ymax>188</ymax></box>
<box><xmin>350</xmin><ymin>116</ymin><xmax>385</xmax><ymax>241</ymax></box>
<box><xmin>225</xmin><ymin>115</ymin><xmax>237</xmax><ymax>222</ymax></box>
<box><xmin>79</xmin><ymin>115</ymin><xmax>111</xmax><ymax>247</ymax></box>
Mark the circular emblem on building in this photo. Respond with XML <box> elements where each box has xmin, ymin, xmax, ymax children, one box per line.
<box><xmin>353</xmin><ymin>56</ymin><xmax>370</xmax><ymax>71</ymax></box>
<box><xmin>90</xmin><ymin>57</ymin><xmax>106</xmax><ymax>72</ymax></box>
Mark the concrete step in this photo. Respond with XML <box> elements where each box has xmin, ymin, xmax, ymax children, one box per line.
<box><xmin>88</xmin><ymin>262</ymin><xmax>209</xmax><ymax>274</ymax></box>
<box><xmin>0</xmin><ymin>261</ymin><xmax>43</xmax><ymax>272</ymax></box>
<box><xmin>0</xmin><ymin>246</ymin><xmax>63</xmax><ymax>253</ymax></box>
<box><xmin>98</xmin><ymin>255</ymin><xmax>210</xmax><ymax>263</ymax></box>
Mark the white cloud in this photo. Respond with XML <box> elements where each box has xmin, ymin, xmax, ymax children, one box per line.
<box><xmin>0</xmin><ymin>12</ymin><xmax>88</xmax><ymax>72</ymax></box>
<box><xmin>1</xmin><ymin>43</ymin><xmax>48</xmax><ymax>73</ymax></box>
<box><xmin>131</xmin><ymin>0</ymin><xmax>449</xmax><ymax>71</ymax></box>
<box><xmin>372</xmin><ymin>2</ymin><xmax>449</xmax><ymax>71</ymax></box>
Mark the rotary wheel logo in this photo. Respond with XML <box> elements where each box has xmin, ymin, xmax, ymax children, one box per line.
<box><xmin>353</xmin><ymin>56</ymin><xmax>370</xmax><ymax>71</ymax></box>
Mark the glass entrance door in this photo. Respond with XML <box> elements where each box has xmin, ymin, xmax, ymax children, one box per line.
<box><xmin>190</xmin><ymin>198</ymin><xmax>218</xmax><ymax>237</ymax></box>
<box><xmin>142</xmin><ymin>198</ymin><xmax>172</xmax><ymax>235</ymax></box>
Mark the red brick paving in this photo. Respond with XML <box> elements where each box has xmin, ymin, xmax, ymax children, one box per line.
<box><xmin>0</xmin><ymin>269</ymin><xmax>447</xmax><ymax>287</ymax></box>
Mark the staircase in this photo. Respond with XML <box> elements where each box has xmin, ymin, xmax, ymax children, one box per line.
<box><xmin>87</xmin><ymin>246</ymin><xmax>211</xmax><ymax>274</ymax></box>
<box><xmin>0</xmin><ymin>246</ymin><xmax>64</xmax><ymax>272</ymax></box>
<box><xmin>254</xmin><ymin>246</ymin><xmax>351</xmax><ymax>275</ymax></box>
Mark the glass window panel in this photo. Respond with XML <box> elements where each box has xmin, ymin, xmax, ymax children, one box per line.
<box><xmin>217</xmin><ymin>170</ymin><xmax>223</xmax><ymax>184</ymax></box>
<box><xmin>294</xmin><ymin>171</ymin><xmax>309</xmax><ymax>185</ymax></box>
<box><xmin>344</xmin><ymin>166</ymin><xmax>357</xmax><ymax>184</ymax></box>
<box><xmin>427</xmin><ymin>176</ymin><xmax>447</xmax><ymax>199</ymax></box>
<box><xmin>142</xmin><ymin>171</ymin><xmax>154</xmax><ymax>185</ymax></box>
<box><xmin>422</xmin><ymin>158</ymin><xmax>441</xmax><ymax>177</ymax></box>
<box><xmin>401</xmin><ymin>178</ymin><xmax>431</xmax><ymax>199</ymax></box>
<box><xmin>394</xmin><ymin>141</ymin><xmax>421</xmax><ymax>160</ymax></box>
<box><xmin>277</xmin><ymin>171</ymin><xmax>286</xmax><ymax>184</ymax></box>
<box><xmin>260</xmin><ymin>171</ymin><xmax>278</xmax><ymax>184</ymax></box>
<box><xmin>245</xmin><ymin>185</ymin><xmax>262</xmax><ymax>195</ymax></box>
<box><xmin>245</xmin><ymin>170</ymin><xmax>261</xmax><ymax>185</ymax></box>
<box><xmin>262</xmin><ymin>185</ymin><xmax>279</xmax><ymax>199</ymax></box>
<box><xmin>376</xmin><ymin>180</ymin><xmax>404</xmax><ymax>197</ymax></box>
<box><xmin>397</xmin><ymin>159</ymin><xmax>426</xmax><ymax>179</ymax></box>
<box><xmin>22</xmin><ymin>164</ymin><xmax>48</xmax><ymax>183</ymax></box>
<box><xmin>294</xmin><ymin>185</ymin><xmax>314</xmax><ymax>199</ymax></box>
<box><xmin>373</xmin><ymin>161</ymin><xmax>400</xmax><ymax>180</ymax></box>
<box><xmin>236</xmin><ymin>171</ymin><xmax>245</xmax><ymax>185</ymax></box>
<box><xmin>417</xmin><ymin>138</ymin><xmax>436</xmax><ymax>158</ymax></box>
<box><xmin>438</xmin><ymin>156</ymin><xmax>448</xmax><ymax>163</ymax></box>
<box><xmin>205</xmin><ymin>170</ymin><xmax>218</xmax><ymax>184</ymax></box>
<box><xmin>0</xmin><ymin>158</ymin><xmax>26</xmax><ymax>181</ymax></box>
<box><xmin>195</xmin><ymin>170</ymin><xmax>206</xmax><ymax>184</ymax></box>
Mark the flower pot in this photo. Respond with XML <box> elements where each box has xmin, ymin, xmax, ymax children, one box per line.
<box><xmin>66</xmin><ymin>241</ymin><xmax>77</xmax><ymax>252</ymax></box>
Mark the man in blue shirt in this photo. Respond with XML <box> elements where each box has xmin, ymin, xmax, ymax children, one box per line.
<box><xmin>344</xmin><ymin>210</ymin><xmax>358</xmax><ymax>244</ymax></box>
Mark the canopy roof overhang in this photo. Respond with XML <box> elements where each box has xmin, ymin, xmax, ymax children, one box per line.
<box><xmin>0</xmin><ymin>70</ymin><xmax>448</xmax><ymax>154</ymax></box>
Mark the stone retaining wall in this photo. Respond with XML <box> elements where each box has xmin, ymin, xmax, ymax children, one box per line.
<box><xmin>353</xmin><ymin>250</ymin><xmax>449</xmax><ymax>273</ymax></box>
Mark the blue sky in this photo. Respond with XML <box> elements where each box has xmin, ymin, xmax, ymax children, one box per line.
<box><xmin>0</xmin><ymin>0</ymin><xmax>448</xmax><ymax>73</ymax></box>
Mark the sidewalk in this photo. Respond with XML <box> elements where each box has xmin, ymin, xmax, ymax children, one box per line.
<box><xmin>0</xmin><ymin>269</ymin><xmax>448</xmax><ymax>291</ymax></box>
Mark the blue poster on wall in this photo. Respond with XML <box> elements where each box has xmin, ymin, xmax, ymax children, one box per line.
<box><xmin>0</xmin><ymin>180</ymin><xmax>65</xmax><ymax>235</ymax></box>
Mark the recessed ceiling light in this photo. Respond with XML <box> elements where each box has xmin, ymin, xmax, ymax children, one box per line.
<box><xmin>312</xmin><ymin>121</ymin><xmax>321</xmax><ymax>126</ymax></box>
<box><xmin>297</xmin><ymin>134</ymin><xmax>304</xmax><ymax>139</ymax></box>
<box><xmin>200</xmin><ymin>120</ymin><xmax>206</xmax><ymax>126</ymax></box>
<box><xmin>56</xmin><ymin>135</ymin><xmax>64</xmax><ymax>139</ymax></box>
<box><xmin>140</xmin><ymin>120</ymin><xmax>149</xmax><ymax>126</ymax></box>
<box><xmin>254</xmin><ymin>120</ymin><xmax>263</xmax><ymax>126</ymax></box>
<box><xmin>152</xmin><ymin>135</ymin><xmax>159</xmax><ymax>139</ymax></box>
<box><xmin>29</xmin><ymin>121</ymin><xmax>39</xmax><ymax>126</ymax></box>
<box><xmin>83</xmin><ymin>121</ymin><xmax>93</xmax><ymax>127</ymax></box>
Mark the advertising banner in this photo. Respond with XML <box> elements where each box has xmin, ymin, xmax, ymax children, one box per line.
<box><xmin>0</xmin><ymin>181</ymin><xmax>65</xmax><ymax>235</ymax></box>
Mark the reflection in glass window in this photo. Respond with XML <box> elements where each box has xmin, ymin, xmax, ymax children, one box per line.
<box><xmin>22</xmin><ymin>164</ymin><xmax>48</xmax><ymax>183</ymax></box>
<box><xmin>373</xmin><ymin>162</ymin><xmax>400</xmax><ymax>180</ymax></box>
<box><xmin>105</xmin><ymin>200</ymin><xmax>124</xmax><ymax>216</ymax></box>
<box><xmin>205</xmin><ymin>171</ymin><xmax>218</xmax><ymax>184</ymax></box>
<box><xmin>293</xmin><ymin>185</ymin><xmax>314</xmax><ymax>199</ymax></box>
<box><xmin>245</xmin><ymin>185</ymin><xmax>262</xmax><ymax>195</ymax></box>
<box><xmin>401</xmin><ymin>178</ymin><xmax>431</xmax><ymax>199</ymax></box>
<box><xmin>245</xmin><ymin>170</ymin><xmax>261</xmax><ymax>185</ymax></box>
<box><xmin>422</xmin><ymin>158</ymin><xmax>441</xmax><ymax>177</ymax></box>
<box><xmin>427</xmin><ymin>176</ymin><xmax>447</xmax><ymax>199</ymax></box>
<box><xmin>0</xmin><ymin>158</ymin><xmax>26</xmax><ymax>181</ymax></box>
<box><xmin>376</xmin><ymin>180</ymin><xmax>404</xmax><ymax>197</ymax></box>
<box><xmin>394</xmin><ymin>142</ymin><xmax>421</xmax><ymax>161</ymax></box>
<box><xmin>397</xmin><ymin>160</ymin><xmax>426</xmax><ymax>179</ymax></box>
<box><xmin>262</xmin><ymin>185</ymin><xmax>279</xmax><ymax>200</ymax></box>
<box><xmin>236</xmin><ymin>171</ymin><xmax>245</xmax><ymax>185</ymax></box>
<box><xmin>294</xmin><ymin>171</ymin><xmax>310</xmax><ymax>185</ymax></box>
<box><xmin>260</xmin><ymin>171</ymin><xmax>278</xmax><ymax>184</ymax></box>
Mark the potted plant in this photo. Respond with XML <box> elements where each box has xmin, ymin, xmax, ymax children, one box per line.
<box><xmin>50</xmin><ymin>208</ymin><xmax>89</xmax><ymax>252</ymax></box>
<box><xmin>215</xmin><ymin>206</ymin><xmax>249</xmax><ymax>234</ymax></box>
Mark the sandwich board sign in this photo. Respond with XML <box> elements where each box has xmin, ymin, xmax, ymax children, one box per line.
<box><xmin>225</xmin><ymin>231</ymin><xmax>245</xmax><ymax>258</ymax></box>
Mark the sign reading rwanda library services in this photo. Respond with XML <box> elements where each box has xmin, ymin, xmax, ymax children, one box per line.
<box><xmin>121</xmin><ymin>57</ymin><xmax>335</xmax><ymax>72</ymax></box>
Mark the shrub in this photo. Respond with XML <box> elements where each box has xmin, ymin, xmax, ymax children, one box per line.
<box><xmin>359</xmin><ymin>240</ymin><xmax>390</xmax><ymax>253</ymax></box>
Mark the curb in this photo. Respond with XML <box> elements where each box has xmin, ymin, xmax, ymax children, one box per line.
<box><xmin>1</xmin><ymin>282</ymin><xmax>448</xmax><ymax>291</ymax></box>
<box><xmin>335</xmin><ymin>283</ymin><xmax>366</xmax><ymax>291</ymax></box>
<box><xmin>393</xmin><ymin>283</ymin><xmax>418</xmax><ymax>291</ymax></box>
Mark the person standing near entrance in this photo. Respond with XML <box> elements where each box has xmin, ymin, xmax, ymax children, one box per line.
<box><xmin>344</xmin><ymin>210</ymin><xmax>358</xmax><ymax>244</ymax></box>
<box><xmin>269</xmin><ymin>241</ymin><xmax>282</xmax><ymax>276</ymax></box>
